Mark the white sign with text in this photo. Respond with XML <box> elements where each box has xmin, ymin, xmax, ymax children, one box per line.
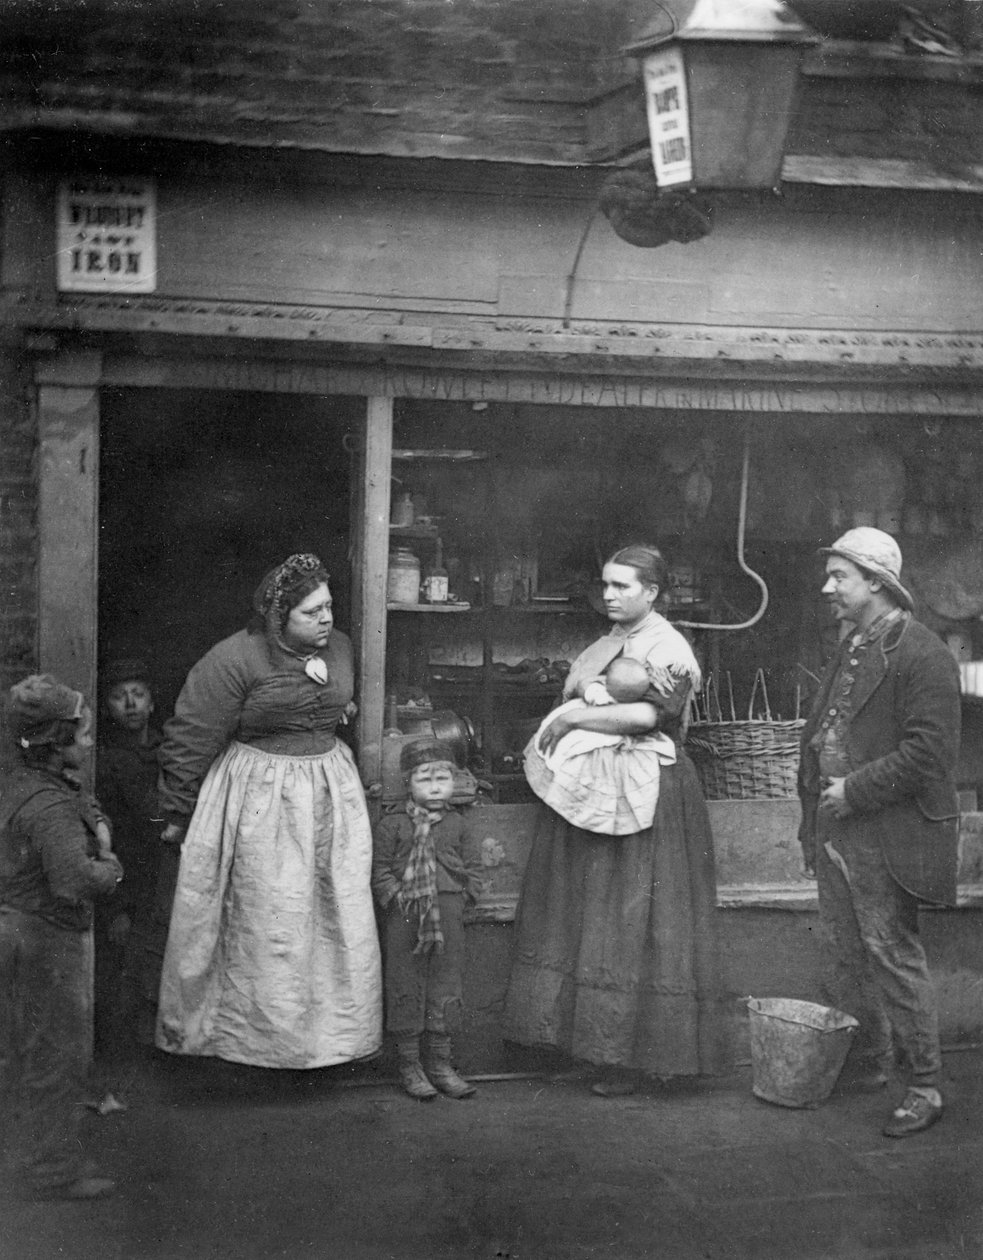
<box><xmin>57</xmin><ymin>177</ymin><xmax>157</xmax><ymax>293</ymax></box>
<box><xmin>643</xmin><ymin>47</ymin><xmax>693</xmax><ymax>188</ymax></box>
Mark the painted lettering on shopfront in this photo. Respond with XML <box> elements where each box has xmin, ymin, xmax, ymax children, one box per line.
<box><xmin>132</xmin><ymin>358</ymin><xmax>982</xmax><ymax>417</ymax></box>
<box><xmin>56</xmin><ymin>177</ymin><xmax>157</xmax><ymax>294</ymax></box>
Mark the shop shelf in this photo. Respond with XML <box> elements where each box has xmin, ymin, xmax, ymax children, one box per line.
<box><xmin>429</xmin><ymin>683</ymin><xmax>561</xmax><ymax>702</ymax></box>
<box><xmin>386</xmin><ymin>602</ymin><xmax>472</xmax><ymax>613</ymax></box>
<box><xmin>389</xmin><ymin>524</ymin><xmax>440</xmax><ymax>540</ymax></box>
<box><xmin>392</xmin><ymin>449</ymin><xmax>488</xmax><ymax>461</ymax></box>
<box><xmin>484</xmin><ymin>602</ymin><xmax>589</xmax><ymax>615</ymax></box>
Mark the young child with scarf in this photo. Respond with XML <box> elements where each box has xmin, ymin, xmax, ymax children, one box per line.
<box><xmin>371</xmin><ymin>739</ymin><xmax>482</xmax><ymax>1101</ymax></box>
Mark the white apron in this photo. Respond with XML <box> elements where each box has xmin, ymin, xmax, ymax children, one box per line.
<box><xmin>156</xmin><ymin>740</ymin><xmax>382</xmax><ymax>1068</ymax></box>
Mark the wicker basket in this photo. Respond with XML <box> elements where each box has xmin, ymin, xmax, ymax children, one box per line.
<box><xmin>686</xmin><ymin>671</ymin><xmax>804</xmax><ymax>801</ymax></box>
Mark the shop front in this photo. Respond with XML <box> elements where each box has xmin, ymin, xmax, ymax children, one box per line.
<box><xmin>18</xmin><ymin>343</ymin><xmax>983</xmax><ymax>1062</ymax></box>
<box><xmin>5</xmin><ymin>140</ymin><xmax>983</xmax><ymax>1063</ymax></box>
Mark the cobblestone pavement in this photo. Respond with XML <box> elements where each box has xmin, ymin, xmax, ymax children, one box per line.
<box><xmin>3</xmin><ymin>1048</ymin><xmax>982</xmax><ymax>1259</ymax></box>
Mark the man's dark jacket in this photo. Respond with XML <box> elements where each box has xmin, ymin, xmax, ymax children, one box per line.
<box><xmin>798</xmin><ymin>614</ymin><xmax>961</xmax><ymax>907</ymax></box>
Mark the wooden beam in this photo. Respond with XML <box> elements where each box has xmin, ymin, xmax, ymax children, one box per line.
<box><xmin>783</xmin><ymin>154</ymin><xmax>983</xmax><ymax>193</ymax></box>
<box><xmin>36</xmin><ymin>368</ymin><xmax>101</xmax><ymax>730</ymax></box>
<box><xmin>803</xmin><ymin>41</ymin><xmax>983</xmax><ymax>84</ymax></box>
<box><xmin>15</xmin><ymin>302</ymin><xmax>983</xmax><ymax>373</ymax></box>
<box><xmin>89</xmin><ymin>353</ymin><xmax>983</xmax><ymax>414</ymax></box>
<box><xmin>352</xmin><ymin>395</ymin><xmax>392</xmax><ymax>791</ymax></box>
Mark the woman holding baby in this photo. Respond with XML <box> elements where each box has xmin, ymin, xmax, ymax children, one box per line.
<box><xmin>503</xmin><ymin>543</ymin><xmax>731</xmax><ymax>1095</ymax></box>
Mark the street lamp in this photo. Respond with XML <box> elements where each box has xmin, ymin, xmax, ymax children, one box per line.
<box><xmin>599</xmin><ymin>0</ymin><xmax>817</xmax><ymax>247</ymax></box>
<box><xmin>626</xmin><ymin>0</ymin><xmax>819</xmax><ymax>191</ymax></box>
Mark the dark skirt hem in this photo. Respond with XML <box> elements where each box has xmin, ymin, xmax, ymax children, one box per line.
<box><xmin>502</xmin><ymin>754</ymin><xmax>732</xmax><ymax>1078</ymax></box>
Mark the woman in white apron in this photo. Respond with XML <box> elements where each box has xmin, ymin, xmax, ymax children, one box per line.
<box><xmin>156</xmin><ymin>554</ymin><xmax>382</xmax><ymax>1069</ymax></box>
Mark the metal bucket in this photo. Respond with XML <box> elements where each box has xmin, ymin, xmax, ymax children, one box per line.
<box><xmin>747</xmin><ymin>997</ymin><xmax>858</xmax><ymax>1109</ymax></box>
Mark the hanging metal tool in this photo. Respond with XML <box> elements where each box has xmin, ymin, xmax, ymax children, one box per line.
<box><xmin>674</xmin><ymin>430</ymin><xmax>769</xmax><ymax>632</ymax></box>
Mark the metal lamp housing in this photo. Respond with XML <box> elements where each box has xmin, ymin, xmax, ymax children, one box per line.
<box><xmin>627</xmin><ymin>0</ymin><xmax>818</xmax><ymax>191</ymax></box>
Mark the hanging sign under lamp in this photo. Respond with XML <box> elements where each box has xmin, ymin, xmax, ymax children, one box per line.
<box><xmin>625</xmin><ymin>0</ymin><xmax>818</xmax><ymax>191</ymax></box>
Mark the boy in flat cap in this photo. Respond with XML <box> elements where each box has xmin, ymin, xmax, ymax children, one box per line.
<box><xmin>0</xmin><ymin>675</ymin><xmax>123</xmax><ymax>1200</ymax></box>
<box><xmin>92</xmin><ymin>659</ymin><xmax>164</xmax><ymax>1109</ymax></box>
<box><xmin>798</xmin><ymin>528</ymin><xmax>960</xmax><ymax>1138</ymax></box>
<box><xmin>372</xmin><ymin>739</ymin><xmax>482</xmax><ymax>1100</ymax></box>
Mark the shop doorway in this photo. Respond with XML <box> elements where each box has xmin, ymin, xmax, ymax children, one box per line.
<box><xmin>97</xmin><ymin>388</ymin><xmax>360</xmax><ymax>719</ymax></box>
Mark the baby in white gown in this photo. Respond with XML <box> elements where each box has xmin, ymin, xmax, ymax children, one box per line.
<box><xmin>581</xmin><ymin>656</ymin><xmax>651</xmax><ymax>707</ymax></box>
<box><xmin>524</xmin><ymin>656</ymin><xmax>677</xmax><ymax>835</ymax></box>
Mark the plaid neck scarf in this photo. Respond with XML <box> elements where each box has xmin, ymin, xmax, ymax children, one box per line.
<box><xmin>848</xmin><ymin>606</ymin><xmax>905</xmax><ymax>652</ymax></box>
<box><xmin>400</xmin><ymin>800</ymin><xmax>445</xmax><ymax>955</ymax></box>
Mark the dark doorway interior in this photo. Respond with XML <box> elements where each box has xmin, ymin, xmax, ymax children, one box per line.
<box><xmin>98</xmin><ymin>388</ymin><xmax>358</xmax><ymax>719</ymax></box>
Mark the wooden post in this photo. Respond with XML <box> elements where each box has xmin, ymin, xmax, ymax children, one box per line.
<box><xmin>35</xmin><ymin>353</ymin><xmax>102</xmax><ymax>720</ymax></box>
<box><xmin>352</xmin><ymin>395</ymin><xmax>393</xmax><ymax>790</ymax></box>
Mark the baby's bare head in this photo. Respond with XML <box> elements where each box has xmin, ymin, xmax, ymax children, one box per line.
<box><xmin>604</xmin><ymin>657</ymin><xmax>650</xmax><ymax>703</ymax></box>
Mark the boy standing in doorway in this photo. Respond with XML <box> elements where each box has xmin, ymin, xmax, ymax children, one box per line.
<box><xmin>93</xmin><ymin>659</ymin><xmax>164</xmax><ymax>1104</ymax></box>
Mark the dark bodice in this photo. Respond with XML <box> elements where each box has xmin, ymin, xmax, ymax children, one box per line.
<box><xmin>237</xmin><ymin>657</ymin><xmax>349</xmax><ymax>752</ymax></box>
<box><xmin>158</xmin><ymin>625</ymin><xmax>355</xmax><ymax>822</ymax></box>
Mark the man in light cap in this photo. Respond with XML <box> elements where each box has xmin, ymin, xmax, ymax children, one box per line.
<box><xmin>798</xmin><ymin>528</ymin><xmax>960</xmax><ymax>1137</ymax></box>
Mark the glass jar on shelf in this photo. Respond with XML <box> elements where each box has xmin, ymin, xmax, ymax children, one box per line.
<box><xmin>387</xmin><ymin>547</ymin><xmax>421</xmax><ymax>604</ymax></box>
<box><xmin>422</xmin><ymin>539</ymin><xmax>449</xmax><ymax>604</ymax></box>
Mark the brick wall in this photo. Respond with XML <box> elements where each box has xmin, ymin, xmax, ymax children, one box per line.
<box><xmin>788</xmin><ymin>75</ymin><xmax>983</xmax><ymax>171</ymax></box>
<box><xmin>0</xmin><ymin>349</ymin><xmax>37</xmax><ymax>770</ymax></box>
<box><xmin>2</xmin><ymin>0</ymin><xmax>981</xmax><ymax>167</ymax></box>
<box><xmin>0</xmin><ymin>0</ymin><xmax>643</xmax><ymax>163</ymax></box>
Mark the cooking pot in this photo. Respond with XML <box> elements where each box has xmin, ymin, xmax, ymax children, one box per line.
<box><xmin>395</xmin><ymin>707</ymin><xmax>476</xmax><ymax>762</ymax></box>
<box><xmin>430</xmin><ymin>710</ymin><xmax>476</xmax><ymax>765</ymax></box>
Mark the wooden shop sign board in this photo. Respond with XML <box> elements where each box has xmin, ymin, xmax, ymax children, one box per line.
<box><xmin>56</xmin><ymin>176</ymin><xmax>156</xmax><ymax>293</ymax></box>
<box><xmin>94</xmin><ymin>356</ymin><xmax>983</xmax><ymax>418</ymax></box>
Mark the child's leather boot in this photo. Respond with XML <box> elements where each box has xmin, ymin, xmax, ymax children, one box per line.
<box><xmin>425</xmin><ymin>1033</ymin><xmax>476</xmax><ymax>1099</ymax></box>
<box><xmin>396</xmin><ymin>1035</ymin><xmax>437</xmax><ymax>1101</ymax></box>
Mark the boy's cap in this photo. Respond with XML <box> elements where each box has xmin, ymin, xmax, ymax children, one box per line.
<box><xmin>9</xmin><ymin>674</ymin><xmax>85</xmax><ymax>743</ymax></box>
<box><xmin>102</xmin><ymin>658</ymin><xmax>151</xmax><ymax>688</ymax></box>
<box><xmin>400</xmin><ymin>738</ymin><xmax>458</xmax><ymax>773</ymax></box>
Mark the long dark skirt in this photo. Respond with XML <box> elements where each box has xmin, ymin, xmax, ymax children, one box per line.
<box><xmin>502</xmin><ymin>752</ymin><xmax>730</xmax><ymax>1077</ymax></box>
